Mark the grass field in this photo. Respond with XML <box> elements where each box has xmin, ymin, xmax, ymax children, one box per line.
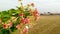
<box><xmin>28</xmin><ymin>15</ymin><xmax>60</xmax><ymax>34</ymax></box>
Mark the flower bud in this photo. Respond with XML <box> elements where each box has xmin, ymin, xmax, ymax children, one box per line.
<box><xmin>16</xmin><ymin>24</ymin><xmax>20</xmax><ymax>30</ymax></box>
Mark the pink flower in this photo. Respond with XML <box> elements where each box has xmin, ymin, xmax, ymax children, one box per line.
<box><xmin>24</xmin><ymin>18</ymin><xmax>30</xmax><ymax>24</ymax></box>
<box><xmin>20</xmin><ymin>18</ymin><xmax>25</xmax><ymax>23</ymax></box>
<box><xmin>16</xmin><ymin>24</ymin><xmax>20</xmax><ymax>30</ymax></box>
<box><xmin>3</xmin><ymin>23</ymin><xmax>8</xmax><ymax>29</ymax></box>
<box><xmin>8</xmin><ymin>21</ymin><xmax>12</xmax><ymax>28</ymax></box>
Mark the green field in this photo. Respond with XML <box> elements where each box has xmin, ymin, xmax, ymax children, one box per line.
<box><xmin>28</xmin><ymin>15</ymin><xmax>60</xmax><ymax>34</ymax></box>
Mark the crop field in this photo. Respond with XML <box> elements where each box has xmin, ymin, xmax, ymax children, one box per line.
<box><xmin>28</xmin><ymin>15</ymin><xmax>60</xmax><ymax>34</ymax></box>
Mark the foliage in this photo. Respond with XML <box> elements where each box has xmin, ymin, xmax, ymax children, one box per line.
<box><xmin>0</xmin><ymin>29</ymin><xmax>10</xmax><ymax>34</ymax></box>
<box><xmin>0</xmin><ymin>0</ymin><xmax>31</xmax><ymax>33</ymax></box>
<box><xmin>0</xmin><ymin>5</ymin><xmax>30</xmax><ymax>34</ymax></box>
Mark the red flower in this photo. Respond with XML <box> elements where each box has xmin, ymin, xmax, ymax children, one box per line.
<box><xmin>3</xmin><ymin>23</ymin><xmax>8</xmax><ymax>29</ymax></box>
<box><xmin>16</xmin><ymin>24</ymin><xmax>20</xmax><ymax>30</ymax></box>
<box><xmin>20</xmin><ymin>18</ymin><xmax>25</xmax><ymax>23</ymax></box>
<box><xmin>24</xmin><ymin>18</ymin><xmax>30</xmax><ymax>24</ymax></box>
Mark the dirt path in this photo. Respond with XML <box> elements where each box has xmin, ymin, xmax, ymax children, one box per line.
<box><xmin>28</xmin><ymin>16</ymin><xmax>60</xmax><ymax>34</ymax></box>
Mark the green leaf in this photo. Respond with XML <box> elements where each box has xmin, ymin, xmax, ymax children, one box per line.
<box><xmin>24</xmin><ymin>12</ymin><xmax>30</xmax><ymax>17</ymax></box>
<box><xmin>1</xmin><ymin>29</ymin><xmax>10</xmax><ymax>34</ymax></box>
<box><xmin>0</xmin><ymin>11</ymin><xmax>10</xmax><ymax>22</ymax></box>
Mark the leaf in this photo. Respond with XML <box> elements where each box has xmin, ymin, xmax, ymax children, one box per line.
<box><xmin>24</xmin><ymin>12</ymin><xmax>30</xmax><ymax>17</ymax></box>
<box><xmin>1</xmin><ymin>29</ymin><xmax>10</xmax><ymax>34</ymax></box>
<box><xmin>16</xmin><ymin>17</ymin><xmax>20</xmax><ymax>24</ymax></box>
<box><xmin>0</xmin><ymin>11</ymin><xmax>10</xmax><ymax>22</ymax></box>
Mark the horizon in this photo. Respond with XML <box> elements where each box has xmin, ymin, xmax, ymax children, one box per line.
<box><xmin>0</xmin><ymin>0</ymin><xmax>60</xmax><ymax>13</ymax></box>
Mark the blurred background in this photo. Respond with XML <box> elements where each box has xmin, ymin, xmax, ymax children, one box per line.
<box><xmin>0</xmin><ymin>0</ymin><xmax>60</xmax><ymax>14</ymax></box>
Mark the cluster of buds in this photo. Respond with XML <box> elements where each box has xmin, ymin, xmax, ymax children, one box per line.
<box><xmin>18</xmin><ymin>0</ymin><xmax>24</xmax><ymax>10</ymax></box>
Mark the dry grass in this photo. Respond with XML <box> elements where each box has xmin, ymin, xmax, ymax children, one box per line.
<box><xmin>28</xmin><ymin>15</ymin><xmax>60</xmax><ymax>34</ymax></box>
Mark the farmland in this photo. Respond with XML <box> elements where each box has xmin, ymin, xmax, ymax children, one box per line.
<box><xmin>28</xmin><ymin>15</ymin><xmax>60</xmax><ymax>34</ymax></box>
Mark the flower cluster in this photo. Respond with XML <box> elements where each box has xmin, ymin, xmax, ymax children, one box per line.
<box><xmin>0</xmin><ymin>0</ymin><xmax>40</xmax><ymax>34</ymax></box>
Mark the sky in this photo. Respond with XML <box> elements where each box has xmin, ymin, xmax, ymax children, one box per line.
<box><xmin>0</xmin><ymin>0</ymin><xmax>60</xmax><ymax>13</ymax></box>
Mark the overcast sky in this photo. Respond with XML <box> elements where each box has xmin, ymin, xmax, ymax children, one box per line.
<box><xmin>0</xmin><ymin>0</ymin><xmax>60</xmax><ymax>13</ymax></box>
